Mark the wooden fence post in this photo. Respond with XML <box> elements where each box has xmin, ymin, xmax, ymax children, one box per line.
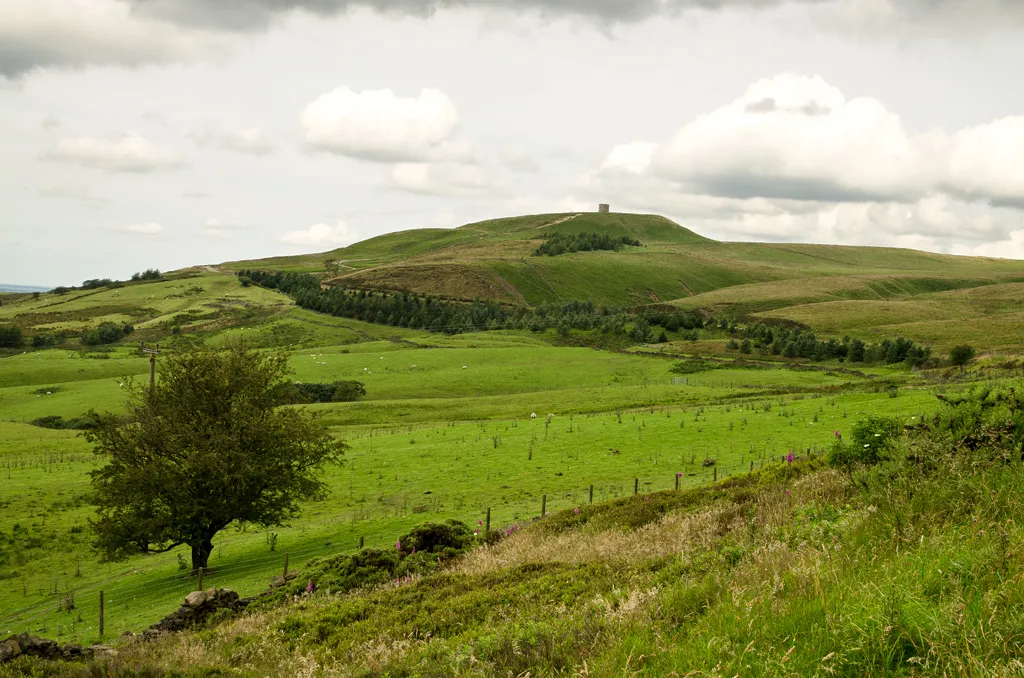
<box><xmin>589</xmin><ymin>484</ymin><xmax>594</xmax><ymax>504</ymax></box>
<box><xmin>485</xmin><ymin>507</ymin><xmax>491</xmax><ymax>534</ymax></box>
<box><xmin>634</xmin><ymin>478</ymin><xmax>639</xmax><ymax>495</ymax></box>
<box><xmin>541</xmin><ymin>495</ymin><xmax>547</xmax><ymax>516</ymax></box>
<box><xmin>713</xmin><ymin>467</ymin><xmax>717</xmax><ymax>482</ymax></box>
<box><xmin>675</xmin><ymin>474</ymin><xmax>680</xmax><ymax>491</ymax></box>
<box><xmin>749</xmin><ymin>460</ymin><xmax>754</xmax><ymax>474</ymax></box>
<box><xmin>99</xmin><ymin>591</ymin><xmax>104</xmax><ymax>639</ymax></box>
<box><xmin>359</xmin><ymin>536</ymin><xmax>364</xmax><ymax>549</ymax></box>
<box><xmin>283</xmin><ymin>553</ymin><xmax>289</xmax><ymax>579</ymax></box>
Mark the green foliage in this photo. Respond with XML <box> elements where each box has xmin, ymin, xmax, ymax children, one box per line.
<box><xmin>80</xmin><ymin>322</ymin><xmax>133</xmax><ymax>346</ymax></box>
<box><xmin>256</xmin><ymin>519</ymin><xmax>475</xmax><ymax>607</ymax></box>
<box><xmin>280</xmin><ymin>380</ymin><xmax>367</xmax><ymax>404</ymax></box>
<box><xmin>86</xmin><ymin>344</ymin><xmax>347</xmax><ymax>571</ymax></box>
<box><xmin>29</xmin><ymin>414</ymin><xmax>100</xmax><ymax>430</ymax></box>
<box><xmin>0</xmin><ymin>322</ymin><xmax>22</xmax><ymax>347</ymax></box>
<box><xmin>129</xmin><ymin>269</ymin><xmax>162</xmax><ymax>282</ymax></box>
<box><xmin>534</xmin><ymin>231</ymin><xmax>642</xmax><ymax>256</ymax></box>
<box><xmin>949</xmin><ymin>344</ymin><xmax>976</xmax><ymax>367</ymax></box>
<box><xmin>828</xmin><ymin>413</ymin><xmax>902</xmax><ymax>470</ymax></box>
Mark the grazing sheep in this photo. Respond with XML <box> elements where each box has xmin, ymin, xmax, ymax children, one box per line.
<box><xmin>546</xmin><ymin>413</ymin><xmax>554</xmax><ymax>421</ymax></box>
<box><xmin>530</xmin><ymin>413</ymin><xmax>537</xmax><ymax>419</ymax></box>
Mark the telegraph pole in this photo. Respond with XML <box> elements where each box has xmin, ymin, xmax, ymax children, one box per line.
<box><xmin>141</xmin><ymin>342</ymin><xmax>160</xmax><ymax>386</ymax></box>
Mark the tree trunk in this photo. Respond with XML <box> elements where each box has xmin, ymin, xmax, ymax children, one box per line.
<box><xmin>191</xmin><ymin>538</ymin><xmax>214</xmax><ymax>573</ymax></box>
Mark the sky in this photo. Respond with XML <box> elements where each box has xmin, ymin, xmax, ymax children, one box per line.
<box><xmin>3</xmin><ymin>0</ymin><xmax>1024</xmax><ymax>287</ymax></box>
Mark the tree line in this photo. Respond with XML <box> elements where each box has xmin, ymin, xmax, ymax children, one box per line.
<box><xmin>733</xmin><ymin>322</ymin><xmax>932</xmax><ymax>367</ymax></box>
<box><xmin>239</xmin><ymin>269</ymin><xmax>710</xmax><ymax>336</ymax></box>
<box><xmin>534</xmin><ymin>231</ymin><xmax>642</xmax><ymax>256</ymax></box>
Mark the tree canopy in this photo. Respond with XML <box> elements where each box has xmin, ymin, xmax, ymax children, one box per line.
<box><xmin>949</xmin><ymin>344</ymin><xmax>976</xmax><ymax>368</ymax></box>
<box><xmin>87</xmin><ymin>344</ymin><xmax>346</xmax><ymax>571</ymax></box>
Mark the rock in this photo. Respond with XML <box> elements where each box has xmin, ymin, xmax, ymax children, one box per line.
<box><xmin>269</xmin><ymin>576</ymin><xmax>286</xmax><ymax>589</ymax></box>
<box><xmin>184</xmin><ymin>590</ymin><xmax>209</xmax><ymax>608</ymax></box>
<box><xmin>0</xmin><ymin>638</ymin><xmax>21</xmax><ymax>662</ymax></box>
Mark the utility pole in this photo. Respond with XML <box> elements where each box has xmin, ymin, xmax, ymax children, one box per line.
<box><xmin>141</xmin><ymin>342</ymin><xmax>160</xmax><ymax>387</ymax></box>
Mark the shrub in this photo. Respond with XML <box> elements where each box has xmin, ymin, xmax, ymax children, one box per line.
<box><xmin>949</xmin><ymin>344</ymin><xmax>976</xmax><ymax>368</ymax></box>
<box><xmin>81</xmin><ymin>322</ymin><xmax>132</xmax><ymax>346</ymax></box>
<box><xmin>828</xmin><ymin>414</ymin><xmax>901</xmax><ymax>470</ymax></box>
<box><xmin>0</xmin><ymin>323</ymin><xmax>22</xmax><ymax>348</ymax></box>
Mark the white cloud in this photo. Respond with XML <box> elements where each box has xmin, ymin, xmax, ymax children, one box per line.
<box><xmin>109</xmin><ymin>222</ymin><xmax>163</xmax><ymax>235</ymax></box>
<box><xmin>579</xmin><ymin>73</ymin><xmax>1024</xmax><ymax>248</ymax></box>
<box><xmin>45</xmin><ymin>133</ymin><xmax>184</xmax><ymax>172</ymax></box>
<box><xmin>0</xmin><ymin>0</ymin><xmax>226</xmax><ymax>79</ymax></box>
<box><xmin>189</xmin><ymin>122</ymin><xmax>276</xmax><ymax>155</ymax></box>
<box><xmin>391</xmin><ymin>162</ymin><xmax>503</xmax><ymax>197</ymax></box>
<box><xmin>300</xmin><ymin>86</ymin><xmax>469</xmax><ymax>162</ymax></box>
<box><xmin>281</xmin><ymin>221</ymin><xmax>359</xmax><ymax>247</ymax></box>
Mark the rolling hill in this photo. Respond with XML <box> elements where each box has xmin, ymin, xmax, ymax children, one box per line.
<box><xmin>225</xmin><ymin>211</ymin><xmax>1024</xmax><ymax>351</ymax></box>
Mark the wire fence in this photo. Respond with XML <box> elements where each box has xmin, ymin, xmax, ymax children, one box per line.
<box><xmin>0</xmin><ymin>452</ymin><xmax>809</xmax><ymax>642</ymax></box>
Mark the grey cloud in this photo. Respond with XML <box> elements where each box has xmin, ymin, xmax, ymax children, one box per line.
<box><xmin>685</xmin><ymin>174</ymin><xmax>910</xmax><ymax>204</ymax></box>
<box><xmin>745</xmin><ymin>97</ymin><xmax>776</xmax><ymax>113</ymax></box>
<box><xmin>127</xmin><ymin>0</ymin><xmax>822</xmax><ymax>31</ymax></box>
<box><xmin>125</xmin><ymin>0</ymin><xmax>1024</xmax><ymax>31</ymax></box>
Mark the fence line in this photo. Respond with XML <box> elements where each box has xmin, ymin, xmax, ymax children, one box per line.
<box><xmin>0</xmin><ymin>454</ymin><xmax>812</xmax><ymax>637</ymax></box>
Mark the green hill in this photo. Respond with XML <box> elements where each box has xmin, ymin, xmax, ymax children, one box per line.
<box><xmin>223</xmin><ymin>211</ymin><xmax>1024</xmax><ymax>349</ymax></box>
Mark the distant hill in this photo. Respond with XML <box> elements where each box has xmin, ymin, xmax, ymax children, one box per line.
<box><xmin>220</xmin><ymin>212</ymin><xmax>1024</xmax><ymax>349</ymax></box>
<box><xmin>0</xmin><ymin>283</ymin><xmax>50</xmax><ymax>293</ymax></box>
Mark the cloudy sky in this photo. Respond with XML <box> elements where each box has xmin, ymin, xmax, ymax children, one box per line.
<box><xmin>3</xmin><ymin>0</ymin><xmax>1024</xmax><ymax>287</ymax></box>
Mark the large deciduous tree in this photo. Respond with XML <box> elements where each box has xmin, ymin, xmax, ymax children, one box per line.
<box><xmin>86</xmin><ymin>345</ymin><xmax>345</xmax><ymax>572</ymax></box>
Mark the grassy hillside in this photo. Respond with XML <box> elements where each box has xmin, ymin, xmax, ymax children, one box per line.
<box><xmin>8</xmin><ymin>383</ymin><xmax>1024</xmax><ymax>677</ymax></box>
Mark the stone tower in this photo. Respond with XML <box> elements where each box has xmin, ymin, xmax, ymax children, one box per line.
<box><xmin>598</xmin><ymin>203</ymin><xmax>610</xmax><ymax>213</ymax></box>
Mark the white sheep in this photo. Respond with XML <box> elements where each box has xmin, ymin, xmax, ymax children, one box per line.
<box><xmin>546</xmin><ymin>413</ymin><xmax>554</xmax><ymax>421</ymax></box>
<box><xmin>530</xmin><ymin>413</ymin><xmax>537</xmax><ymax>419</ymax></box>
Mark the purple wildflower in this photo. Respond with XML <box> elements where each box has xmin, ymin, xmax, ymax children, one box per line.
<box><xmin>395</xmin><ymin>539</ymin><xmax>401</xmax><ymax>551</ymax></box>
<box><xmin>474</xmin><ymin>530</ymin><xmax>479</xmax><ymax>536</ymax></box>
<box><xmin>834</xmin><ymin>429</ymin><xmax>841</xmax><ymax>438</ymax></box>
<box><xmin>478</xmin><ymin>519</ymin><xmax>483</xmax><ymax>526</ymax></box>
<box><xmin>676</xmin><ymin>472</ymin><xmax>683</xmax><ymax>478</ymax></box>
<box><xmin>306</xmin><ymin>579</ymin><xmax>313</xmax><ymax>594</ymax></box>
<box><xmin>786</xmin><ymin>452</ymin><xmax>794</xmax><ymax>464</ymax></box>
<box><xmin>574</xmin><ymin>507</ymin><xmax>580</xmax><ymax>515</ymax></box>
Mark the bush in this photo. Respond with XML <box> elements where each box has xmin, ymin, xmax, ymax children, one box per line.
<box><xmin>130</xmin><ymin>268</ymin><xmax>162</xmax><ymax>282</ymax></box>
<box><xmin>0</xmin><ymin>323</ymin><xmax>23</xmax><ymax>348</ymax></box>
<box><xmin>81</xmin><ymin>322</ymin><xmax>133</xmax><ymax>346</ymax></box>
<box><xmin>828</xmin><ymin>414</ymin><xmax>901</xmax><ymax>470</ymax></box>
<box><xmin>949</xmin><ymin>344</ymin><xmax>976</xmax><ymax>368</ymax></box>
<box><xmin>30</xmin><ymin>414</ymin><xmax>100</xmax><ymax>430</ymax></box>
<box><xmin>279</xmin><ymin>380</ymin><xmax>367</xmax><ymax>404</ymax></box>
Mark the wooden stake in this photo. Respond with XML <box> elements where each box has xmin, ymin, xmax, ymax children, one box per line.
<box><xmin>485</xmin><ymin>507</ymin><xmax>491</xmax><ymax>534</ymax></box>
<box><xmin>589</xmin><ymin>484</ymin><xmax>594</xmax><ymax>504</ymax></box>
<box><xmin>541</xmin><ymin>495</ymin><xmax>547</xmax><ymax>516</ymax></box>
<box><xmin>359</xmin><ymin>536</ymin><xmax>364</xmax><ymax>549</ymax></box>
<box><xmin>99</xmin><ymin>591</ymin><xmax>104</xmax><ymax>639</ymax></box>
<box><xmin>675</xmin><ymin>474</ymin><xmax>679</xmax><ymax>491</ymax></box>
<box><xmin>713</xmin><ymin>467</ymin><xmax>717</xmax><ymax>482</ymax></box>
<box><xmin>634</xmin><ymin>478</ymin><xmax>639</xmax><ymax>495</ymax></box>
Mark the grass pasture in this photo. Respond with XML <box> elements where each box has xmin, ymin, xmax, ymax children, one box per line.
<box><xmin>0</xmin><ymin>381</ymin><xmax>941</xmax><ymax>645</ymax></box>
